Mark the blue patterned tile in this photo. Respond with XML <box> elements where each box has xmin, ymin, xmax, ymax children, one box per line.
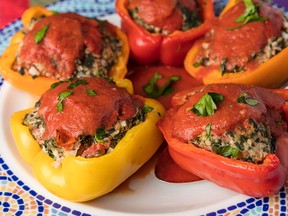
<box><xmin>0</xmin><ymin>1</ymin><xmax>288</xmax><ymax>216</ymax></box>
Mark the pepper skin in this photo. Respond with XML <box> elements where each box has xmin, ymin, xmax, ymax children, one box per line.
<box><xmin>115</xmin><ymin>0</ymin><xmax>214</xmax><ymax>67</ymax></box>
<box><xmin>10</xmin><ymin>80</ymin><xmax>165</xmax><ymax>202</ymax></box>
<box><xmin>0</xmin><ymin>6</ymin><xmax>130</xmax><ymax>96</ymax></box>
<box><xmin>157</xmin><ymin>85</ymin><xmax>288</xmax><ymax>198</ymax></box>
<box><xmin>184</xmin><ymin>0</ymin><xmax>288</xmax><ymax>88</ymax></box>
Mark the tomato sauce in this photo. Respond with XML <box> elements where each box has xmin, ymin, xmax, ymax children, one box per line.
<box><xmin>17</xmin><ymin>13</ymin><xmax>116</xmax><ymax>78</ymax></box>
<box><xmin>164</xmin><ymin>84</ymin><xmax>287</xmax><ymax>142</ymax></box>
<box><xmin>128</xmin><ymin>65</ymin><xmax>203</xmax><ymax>183</ymax></box>
<box><xmin>38</xmin><ymin>77</ymin><xmax>144</xmax><ymax>140</ymax></box>
<box><xmin>196</xmin><ymin>0</ymin><xmax>284</xmax><ymax>72</ymax></box>
<box><xmin>155</xmin><ymin>147</ymin><xmax>202</xmax><ymax>183</ymax></box>
<box><xmin>127</xmin><ymin>65</ymin><xmax>202</xmax><ymax>109</ymax></box>
<box><xmin>128</xmin><ymin>0</ymin><xmax>197</xmax><ymax>32</ymax></box>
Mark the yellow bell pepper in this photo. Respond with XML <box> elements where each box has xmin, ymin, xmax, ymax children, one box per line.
<box><xmin>0</xmin><ymin>6</ymin><xmax>130</xmax><ymax>96</ymax></box>
<box><xmin>10</xmin><ymin>78</ymin><xmax>165</xmax><ymax>202</ymax></box>
<box><xmin>184</xmin><ymin>0</ymin><xmax>288</xmax><ymax>88</ymax></box>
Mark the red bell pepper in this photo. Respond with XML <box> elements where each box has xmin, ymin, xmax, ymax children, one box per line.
<box><xmin>157</xmin><ymin>84</ymin><xmax>288</xmax><ymax>197</ymax></box>
<box><xmin>115</xmin><ymin>0</ymin><xmax>214</xmax><ymax>67</ymax></box>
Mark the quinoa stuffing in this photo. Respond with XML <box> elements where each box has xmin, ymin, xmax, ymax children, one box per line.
<box><xmin>193</xmin><ymin>0</ymin><xmax>288</xmax><ymax>74</ymax></box>
<box><xmin>23</xmin><ymin>102</ymin><xmax>146</xmax><ymax>167</ymax></box>
<box><xmin>128</xmin><ymin>0</ymin><xmax>202</xmax><ymax>35</ymax></box>
<box><xmin>165</xmin><ymin>84</ymin><xmax>288</xmax><ymax>164</ymax></box>
<box><xmin>22</xmin><ymin>78</ymin><xmax>149</xmax><ymax>167</ymax></box>
<box><xmin>190</xmin><ymin>118</ymin><xmax>275</xmax><ymax>164</ymax></box>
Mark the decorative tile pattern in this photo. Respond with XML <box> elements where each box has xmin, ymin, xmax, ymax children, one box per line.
<box><xmin>0</xmin><ymin>158</ymin><xmax>92</xmax><ymax>216</ymax></box>
<box><xmin>0</xmin><ymin>0</ymin><xmax>287</xmax><ymax>215</ymax></box>
<box><xmin>1</xmin><ymin>157</ymin><xmax>287</xmax><ymax>215</ymax></box>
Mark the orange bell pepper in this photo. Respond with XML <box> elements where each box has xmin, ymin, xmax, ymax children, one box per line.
<box><xmin>184</xmin><ymin>0</ymin><xmax>288</xmax><ymax>88</ymax></box>
<box><xmin>0</xmin><ymin>6</ymin><xmax>129</xmax><ymax>96</ymax></box>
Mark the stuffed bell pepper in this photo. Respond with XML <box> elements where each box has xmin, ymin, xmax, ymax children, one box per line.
<box><xmin>0</xmin><ymin>6</ymin><xmax>129</xmax><ymax>96</ymax></box>
<box><xmin>10</xmin><ymin>77</ymin><xmax>165</xmax><ymax>202</ymax></box>
<box><xmin>115</xmin><ymin>0</ymin><xmax>214</xmax><ymax>66</ymax></box>
<box><xmin>184</xmin><ymin>0</ymin><xmax>288</xmax><ymax>88</ymax></box>
<box><xmin>158</xmin><ymin>83</ymin><xmax>288</xmax><ymax>197</ymax></box>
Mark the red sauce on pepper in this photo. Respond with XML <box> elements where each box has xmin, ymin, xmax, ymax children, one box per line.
<box><xmin>17</xmin><ymin>13</ymin><xmax>116</xmax><ymax>78</ymax></box>
<box><xmin>128</xmin><ymin>0</ymin><xmax>197</xmax><ymax>32</ymax></box>
<box><xmin>196</xmin><ymin>0</ymin><xmax>284</xmax><ymax>73</ymax></box>
<box><xmin>38</xmin><ymin>77</ymin><xmax>144</xmax><ymax>140</ymax></box>
<box><xmin>163</xmin><ymin>84</ymin><xmax>287</xmax><ymax>142</ymax></box>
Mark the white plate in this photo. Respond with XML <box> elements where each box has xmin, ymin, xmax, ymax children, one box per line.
<box><xmin>0</xmin><ymin>1</ymin><xmax>287</xmax><ymax>215</ymax></box>
<box><xmin>0</xmin><ymin>81</ymin><xmax>248</xmax><ymax>215</ymax></box>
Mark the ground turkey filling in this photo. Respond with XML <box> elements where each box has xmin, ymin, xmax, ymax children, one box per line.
<box><xmin>13</xmin><ymin>13</ymin><xmax>122</xmax><ymax>79</ymax></box>
<box><xmin>128</xmin><ymin>0</ymin><xmax>202</xmax><ymax>35</ymax></box>
<box><xmin>23</xmin><ymin>78</ymin><xmax>147</xmax><ymax>167</ymax></box>
<box><xmin>194</xmin><ymin>0</ymin><xmax>288</xmax><ymax>74</ymax></box>
<box><xmin>168</xmin><ymin>84</ymin><xmax>288</xmax><ymax>164</ymax></box>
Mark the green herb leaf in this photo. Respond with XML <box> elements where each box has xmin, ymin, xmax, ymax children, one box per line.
<box><xmin>18</xmin><ymin>67</ymin><xmax>25</xmax><ymax>75</ymax></box>
<box><xmin>142</xmin><ymin>104</ymin><xmax>154</xmax><ymax>114</ymax></box>
<box><xmin>142</xmin><ymin>72</ymin><xmax>180</xmax><ymax>98</ymax></box>
<box><xmin>34</xmin><ymin>24</ymin><xmax>50</xmax><ymax>44</ymax></box>
<box><xmin>208</xmin><ymin>92</ymin><xmax>224</xmax><ymax>103</ymax></box>
<box><xmin>205</xmin><ymin>123</ymin><xmax>212</xmax><ymax>136</ymax></box>
<box><xmin>142</xmin><ymin>73</ymin><xmax>162</xmax><ymax>98</ymax></box>
<box><xmin>193</xmin><ymin>62</ymin><xmax>201</xmax><ymax>68</ymax></box>
<box><xmin>213</xmin><ymin>145</ymin><xmax>240</xmax><ymax>158</ymax></box>
<box><xmin>107</xmin><ymin>77</ymin><xmax>115</xmax><ymax>84</ymax></box>
<box><xmin>56</xmin><ymin>91</ymin><xmax>72</xmax><ymax>112</ymax></box>
<box><xmin>85</xmin><ymin>89</ymin><xmax>97</xmax><ymax>96</ymax></box>
<box><xmin>191</xmin><ymin>92</ymin><xmax>224</xmax><ymax>116</ymax></box>
<box><xmin>162</xmin><ymin>75</ymin><xmax>180</xmax><ymax>96</ymax></box>
<box><xmin>67</xmin><ymin>79</ymin><xmax>88</xmax><ymax>89</ymax></box>
<box><xmin>228</xmin><ymin>0</ymin><xmax>267</xmax><ymax>30</ymax></box>
<box><xmin>50</xmin><ymin>80</ymin><xmax>64</xmax><ymax>89</ymax></box>
<box><xmin>94</xmin><ymin>128</ymin><xmax>107</xmax><ymax>143</ymax></box>
<box><xmin>237</xmin><ymin>93</ymin><xmax>259</xmax><ymax>106</ymax></box>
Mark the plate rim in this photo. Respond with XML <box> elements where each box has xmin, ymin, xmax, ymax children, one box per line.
<box><xmin>0</xmin><ymin>0</ymin><xmax>287</xmax><ymax>215</ymax></box>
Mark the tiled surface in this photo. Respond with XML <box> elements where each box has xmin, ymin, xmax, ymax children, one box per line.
<box><xmin>0</xmin><ymin>0</ymin><xmax>287</xmax><ymax>215</ymax></box>
<box><xmin>1</xmin><ymin>156</ymin><xmax>287</xmax><ymax>215</ymax></box>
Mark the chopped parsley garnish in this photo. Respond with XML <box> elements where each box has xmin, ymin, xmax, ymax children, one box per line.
<box><xmin>228</xmin><ymin>0</ymin><xmax>267</xmax><ymax>30</ymax></box>
<box><xmin>213</xmin><ymin>145</ymin><xmax>240</xmax><ymax>158</ymax></box>
<box><xmin>34</xmin><ymin>24</ymin><xmax>50</xmax><ymax>44</ymax></box>
<box><xmin>68</xmin><ymin>79</ymin><xmax>88</xmax><ymax>89</ymax></box>
<box><xmin>205</xmin><ymin>123</ymin><xmax>212</xmax><ymax>136</ymax></box>
<box><xmin>107</xmin><ymin>77</ymin><xmax>115</xmax><ymax>84</ymax></box>
<box><xmin>237</xmin><ymin>93</ymin><xmax>259</xmax><ymax>106</ymax></box>
<box><xmin>56</xmin><ymin>91</ymin><xmax>72</xmax><ymax>112</ymax></box>
<box><xmin>51</xmin><ymin>81</ymin><xmax>64</xmax><ymax>89</ymax></box>
<box><xmin>142</xmin><ymin>72</ymin><xmax>180</xmax><ymax>98</ymax></box>
<box><xmin>18</xmin><ymin>67</ymin><xmax>25</xmax><ymax>75</ymax></box>
<box><xmin>193</xmin><ymin>62</ymin><xmax>201</xmax><ymax>68</ymax></box>
<box><xmin>142</xmin><ymin>104</ymin><xmax>154</xmax><ymax>114</ymax></box>
<box><xmin>94</xmin><ymin>128</ymin><xmax>107</xmax><ymax>143</ymax></box>
<box><xmin>85</xmin><ymin>89</ymin><xmax>97</xmax><ymax>96</ymax></box>
<box><xmin>190</xmin><ymin>92</ymin><xmax>224</xmax><ymax>116</ymax></box>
